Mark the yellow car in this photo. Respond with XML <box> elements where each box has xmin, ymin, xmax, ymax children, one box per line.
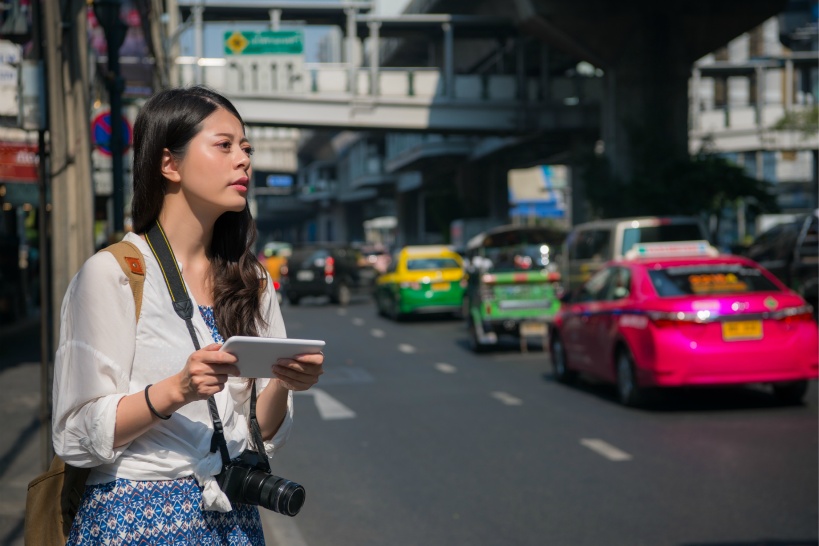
<box><xmin>257</xmin><ymin>242</ymin><xmax>291</xmax><ymax>303</ymax></box>
<box><xmin>375</xmin><ymin>245</ymin><xmax>466</xmax><ymax>320</ymax></box>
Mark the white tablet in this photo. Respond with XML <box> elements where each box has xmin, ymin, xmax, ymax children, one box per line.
<box><xmin>219</xmin><ymin>336</ymin><xmax>325</xmax><ymax>378</ymax></box>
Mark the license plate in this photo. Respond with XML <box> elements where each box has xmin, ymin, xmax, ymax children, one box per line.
<box><xmin>722</xmin><ymin>320</ymin><xmax>763</xmax><ymax>341</ymax></box>
<box><xmin>431</xmin><ymin>282</ymin><xmax>450</xmax><ymax>291</ymax></box>
<box><xmin>296</xmin><ymin>270</ymin><xmax>314</xmax><ymax>282</ymax></box>
<box><xmin>519</xmin><ymin>321</ymin><xmax>547</xmax><ymax>337</ymax></box>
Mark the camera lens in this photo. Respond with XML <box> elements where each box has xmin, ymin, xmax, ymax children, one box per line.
<box><xmin>244</xmin><ymin>471</ymin><xmax>306</xmax><ymax>517</ymax></box>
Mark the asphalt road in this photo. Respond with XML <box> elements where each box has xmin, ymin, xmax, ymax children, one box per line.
<box><xmin>262</xmin><ymin>296</ymin><xmax>819</xmax><ymax>546</ymax></box>
<box><xmin>1</xmin><ymin>300</ymin><xmax>816</xmax><ymax>546</ymax></box>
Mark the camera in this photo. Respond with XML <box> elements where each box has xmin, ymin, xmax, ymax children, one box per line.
<box><xmin>215</xmin><ymin>450</ymin><xmax>306</xmax><ymax>517</ymax></box>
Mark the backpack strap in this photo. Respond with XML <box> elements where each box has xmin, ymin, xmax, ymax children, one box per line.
<box><xmin>99</xmin><ymin>240</ymin><xmax>145</xmax><ymax>323</ymax></box>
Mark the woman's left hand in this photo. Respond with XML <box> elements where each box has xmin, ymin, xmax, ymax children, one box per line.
<box><xmin>273</xmin><ymin>352</ymin><xmax>324</xmax><ymax>391</ymax></box>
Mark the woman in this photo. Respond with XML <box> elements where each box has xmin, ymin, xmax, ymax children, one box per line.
<box><xmin>52</xmin><ymin>86</ymin><xmax>324</xmax><ymax>544</ymax></box>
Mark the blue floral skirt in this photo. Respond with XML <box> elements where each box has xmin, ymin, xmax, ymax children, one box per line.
<box><xmin>66</xmin><ymin>476</ymin><xmax>265</xmax><ymax>545</ymax></box>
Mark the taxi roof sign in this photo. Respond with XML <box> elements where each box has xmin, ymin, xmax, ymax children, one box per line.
<box><xmin>625</xmin><ymin>240</ymin><xmax>719</xmax><ymax>260</ymax></box>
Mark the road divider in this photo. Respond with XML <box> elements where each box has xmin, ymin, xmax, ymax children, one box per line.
<box><xmin>371</xmin><ymin>328</ymin><xmax>385</xmax><ymax>338</ymax></box>
<box><xmin>295</xmin><ymin>389</ymin><xmax>356</xmax><ymax>420</ymax></box>
<box><xmin>580</xmin><ymin>438</ymin><xmax>632</xmax><ymax>461</ymax></box>
<box><xmin>398</xmin><ymin>344</ymin><xmax>416</xmax><ymax>354</ymax></box>
<box><xmin>435</xmin><ymin>362</ymin><xmax>457</xmax><ymax>374</ymax></box>
<box><xmin>490</xmin><ymin>391</ymin><xmax>523</xmax><ymax>406</ymax></box>
<box><xmin>352</xmin><ymin>317</ymin><xmax>365</xmax><ymax>326</ymax></box>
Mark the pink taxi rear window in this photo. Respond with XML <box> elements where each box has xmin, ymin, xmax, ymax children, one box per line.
<box><xmin>647</xmin><ymin>263</ymin><xmax>779</xmax><ymax>297</ymax></box>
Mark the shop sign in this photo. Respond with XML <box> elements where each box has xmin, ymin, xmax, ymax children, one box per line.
<box><xmin>0</xmin><ymin>142</ymin><xmax>38</xmax><ymax>183</ymax></box>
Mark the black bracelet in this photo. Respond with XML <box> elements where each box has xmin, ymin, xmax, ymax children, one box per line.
<box><xmin>144</xmin><ymin>384</ymin><xmax>172</xmax><ymax>420</ymax></box>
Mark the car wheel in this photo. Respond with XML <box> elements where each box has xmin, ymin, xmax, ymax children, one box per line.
<box><xmin>288</xmin><ymin>294</ymin><xmax>301</xmax><ymax>306</ymax></box>
<box><xmin>467</xmin><ymin>315</ymin><xmax>488</xmax><ymax>353</ymax></box>
<box><xmin>771</xmin><ymin>380</ymin><xmax>808</xmax><ymax>405</ymax></box>
<box><xmin>390</xmin><ymin>297</ymin><xmax>403</xmax><ymax>322</ymax></box>
<box><xmin>616</xmin><ymin>348</ymin><xmax>646</xmax><ymax>407</ymax></box>
<box><xmin>332</xmin><ymin>283</ymin><xmax>351</xmax><ymax>306</ymax></box>
<box><xmin>375</xmin><ymin>292</ymin><xmax>387</xmax><ymax>317</ymax></box>
<box><xmin>551</xmin><ymin>334</ymin><xmax>576</xmax><ymax>383</ymax></box>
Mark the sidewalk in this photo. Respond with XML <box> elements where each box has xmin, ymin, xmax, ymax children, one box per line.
<box><xmin>0</xmin><ymin>313</ymin><xmax>45</xmax><ymax>546</ymax></box>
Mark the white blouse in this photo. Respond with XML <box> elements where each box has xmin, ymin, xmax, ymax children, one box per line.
<box><xmin>52</xmin><ymin>232</ymin><xmax>293</xmax><ymax>512</ymax></box>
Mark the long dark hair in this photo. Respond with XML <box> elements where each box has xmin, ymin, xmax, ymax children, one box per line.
<box><xmin>131</xmin><ymin>86</ymin><xmax>267</xmax><ymax>338</ymax></box>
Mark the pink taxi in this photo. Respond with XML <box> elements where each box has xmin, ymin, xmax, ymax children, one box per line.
<box><xmin>550</xmin><ymin>241</ymin><xmax>818</xmax><ymax>406</ymax></box>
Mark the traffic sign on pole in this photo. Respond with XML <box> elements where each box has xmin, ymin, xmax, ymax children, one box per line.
<box><xmin>224</xmin><ymin>30</ymin><xmax>303</xmax><ymax>55</ymax></box>
<box><xmin>91</xmin><ymin>110</ymin><xmax>132</xmax><ymax>156</ymax></box>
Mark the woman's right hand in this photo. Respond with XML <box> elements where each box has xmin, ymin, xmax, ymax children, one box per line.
<box><xmin>176</xmin><ymin>343</ymin><xmax>241</xmax><ymax>403</ymax></box>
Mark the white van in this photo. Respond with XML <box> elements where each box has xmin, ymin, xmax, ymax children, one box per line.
<box><xmin>562</xmin><ymin>216</ymin><xmax>709</xmax><ymax>289</ymax></box>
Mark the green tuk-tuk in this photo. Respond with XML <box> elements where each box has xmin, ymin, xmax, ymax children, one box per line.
<box><xmin>463</xmin><ymin>225</ymin><xmax>566</xmax><ymax>352</ymax></box>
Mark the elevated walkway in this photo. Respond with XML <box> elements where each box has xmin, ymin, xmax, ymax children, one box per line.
<box><xmin>177</xmin><ymin>60</ymin><xmax>601</xmax><ymax>133</ymax></box>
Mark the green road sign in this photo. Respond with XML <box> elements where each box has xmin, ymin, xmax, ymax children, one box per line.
<box><xmin>224</xmin><ymin>31</ymin><xmax>304</xmax><ymax>55</ymax></box>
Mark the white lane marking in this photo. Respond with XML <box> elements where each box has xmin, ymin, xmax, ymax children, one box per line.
<box><xmin>337</xmin><ymin>308</ymin><xmax>348</xmax><ymax>316</ymax></box>
<box><xmin>490</xmin><ymin>391</ymin><xmax>523</xmax><ymax>406</ymax></box>
<box><xmin>435</xmin><ymin>362</ymin><xmax>457</xmax><ymax>374</ymax></box>
<box><xmin>261</xmin><ymin>509</ymin><xmax>308</xmax><ymax>546</ymax></box>
<box><xmin>580</xmin><ymin>439</ymin><xmax>633</xmax><ymax>461</ymax></box>
<box><xmin>398</xmin><ymin>343</ymin><xmax>416</xmax><ymax>354</ymax></box>
<box><xmin>371</xmin><ymin>328</ymin><xmax>385</xmax><ymax>338</ymax></box>
<box><xmin>352</xmin><ymin>317</ymin><xmax>365</xmax><ymax>326</ymax></box>
<box><xmin>295</xmin><ymin>389</ymin><xmax>356</xmax><ymax>420</ymax></box>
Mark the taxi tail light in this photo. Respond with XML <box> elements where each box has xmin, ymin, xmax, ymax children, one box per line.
<box><xmin>773</xmin><ymin>305</ymin><xmax>815</xmax><ymax>326</ymax></box>
<box><xmin>273</xmin><ymin>280</ymin><xmax>281</xmax><ymax>291</ymax></box>
<box><xmin>459</xmin><ymin>277</ymin><xmax>468</xmax><ymax>289</ymax></box>
<box><xmin>280</xmin><ymin>265</ymin><xmax>288</xmax><ymax>277</ymax></box>
<box><xmin>647</xmin><ymin>311</ymin><xmax>702</xmax><ymax>328</ymax></box>
<box><xmin>324</xmin><ymin>257</ymin><xmax>335</xmax><ymax>278</ymax></box>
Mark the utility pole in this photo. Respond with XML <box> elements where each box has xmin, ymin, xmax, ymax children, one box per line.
<box><xmin>42</xmin><ymin>0</ymin><xmax>95</xmax><ymax>434</ymax></box>
<box><xmin>94</xmin><ymin>0</ymin><xmax>127</xmax><ymax>234</ymax></box>
<box><xmin>28</xmin><ymin>0</ymin><xmax>51</xmax><ymax>471</ymax></box>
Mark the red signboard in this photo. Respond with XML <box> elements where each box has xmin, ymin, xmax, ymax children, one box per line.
<box><xmin>0</xmin><ymin>142</ymin><xmax>39</xmax><ymax>183</ymax></box>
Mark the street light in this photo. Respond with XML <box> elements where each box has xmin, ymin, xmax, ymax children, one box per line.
<box><xmin>92</xmin><ymin>0</ymin><xmax>127</xmax><ymax>234</ymax></box>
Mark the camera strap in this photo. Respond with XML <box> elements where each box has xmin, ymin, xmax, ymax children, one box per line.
<box><xmin>145</xmin><ymin>220</ymin><xmax>231</xmax><ymax>468</ymax></box>
<box><xmin>248</xmin><ymin>381</ymin><xmax>271</xmax><ymax>473</ymax></box>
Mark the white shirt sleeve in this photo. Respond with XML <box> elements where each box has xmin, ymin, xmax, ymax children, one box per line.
<box><xmin>52</xmin><ymin>251</ymin><xmax>137</xmax><ymax>467</ymax></box>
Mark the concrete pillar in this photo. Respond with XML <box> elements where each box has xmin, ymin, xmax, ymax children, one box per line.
<box><xmin>368</xmin><ymin>22</ymin><xmax>381</xmax><ymax>97</ymax></box>
<box><xmin>539</xmin><ymin>43</ymin><xmax>550</xmax><ymax>102</ymax></box>
<box><xmin>784</xmin><ymin>58</ymin><xmax>794</xmax><ymax>111</ymax></box>
<box><xmin>600</xmin><ymin>12</ymin><xmax>690</xmax><ymax>181</ymax></box>
<box><xmin>192</xmin><ymin>5</ymin><xmax>203</xmax><ymax>84</ymax></box>
<box><xmin>43</xmin><ymin>0</ymin><xmax>95</xmax><ymax>467</ymax></box>
<box><xmin>345</xmin><ymin>8</ymin><xmax>358</xmax><ymax>95</ymax></box>
<box><xmin>270</xmin><ymin>9</ymin><xmax>281</xmax><ymax>31</ymax></box>
<box><xmin>754</xmin><ymin>65</ymin><xmax>764</xmax><ymax>126</ymax></box>
<box><xmin>166</xmin><ymin>0</ymin><xmax>181</xmax><ymax>87</ymax></box>
<box><xmin>691</xmin><ymin>67</ymin><xmax>701</xmax><ymax>133</ymax></box>
<box><xmin>443</xmin><ymin>22</ymin><xmax>454</xmax><ymax>99</ymax></box>
<box><xmin>516</xmin><ymin>38</ymin><xmax>526</xmax><ymax>101</ymax></box>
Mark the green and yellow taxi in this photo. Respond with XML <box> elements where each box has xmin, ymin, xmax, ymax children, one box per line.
<box><xmin>375</xmin><ymin>245</ymin><xmax>466</xmax><ymax>320</ymax></box>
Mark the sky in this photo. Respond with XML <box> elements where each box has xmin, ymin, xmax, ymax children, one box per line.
<box><xmin>178</xmin><ymin>0</ymin><xmax>412</xmax><ymax>61</ymax></box>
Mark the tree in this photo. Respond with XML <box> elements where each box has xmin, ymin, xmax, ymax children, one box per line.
<box><xmin>581</xmin><ymin>129</ymin><xmax>778</xmax><ymax>240</ymax></box>
<box><xmin>773</xmin><ymin>106</ymin><xmax>819</xmax><ymax>139</ymax></box>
